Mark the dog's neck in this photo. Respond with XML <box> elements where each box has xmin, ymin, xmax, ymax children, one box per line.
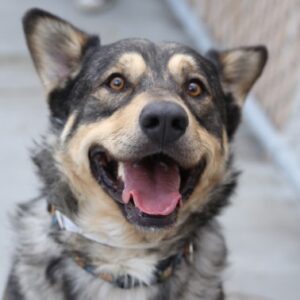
<box><xmin>49</xmin><ymin>205</ymin><xmax>194</xmax><ymax>289</ymax></box>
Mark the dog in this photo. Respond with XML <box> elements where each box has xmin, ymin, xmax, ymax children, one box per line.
<box><xmin>3</xmin><ymin>8</ymin><xmax>267</xmax><ymax>300</ymax></box>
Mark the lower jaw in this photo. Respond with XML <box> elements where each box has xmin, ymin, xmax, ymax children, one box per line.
<box><xmin>120</xmin><ymin>200</ymin><xmax>178</xmax><ymax>229</ymax></box>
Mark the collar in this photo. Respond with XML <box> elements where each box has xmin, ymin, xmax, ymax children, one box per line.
<box><xmin>49</xmin><ymin>205</ymin><xmax>194</xmax><ymax>289</ymax></box>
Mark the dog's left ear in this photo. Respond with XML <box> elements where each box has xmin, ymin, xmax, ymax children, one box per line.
<box><xmin>23</xmin><ymin>8</ymin><xmax>98</xmax><ymax>91</ymax></box>
<box><xmin>206</xmin><ymin>46</ymin><xmax>268</xmax><ymax>105</ymax></box>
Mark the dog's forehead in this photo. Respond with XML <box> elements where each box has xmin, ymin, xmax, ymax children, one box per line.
<box><xmin>104</xmin><ymin>39</ymin><xmax>204</xmax><ymax>73</ymax></box>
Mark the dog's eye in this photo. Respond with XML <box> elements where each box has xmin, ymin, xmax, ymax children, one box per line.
<box><xmin>107</xmin><ymin>74</ymin><xmax>126</xmax><ymax>92</ymax></box>
<box><xmin>186</xmin><ymin>80</ymin><xmax>204</xmax><ymax>97</ymax></box>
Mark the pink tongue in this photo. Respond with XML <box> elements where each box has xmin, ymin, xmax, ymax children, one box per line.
<box><xmin>122</xmin><ymin>159</ymin><xmax>181</xmax><ymax>216</ymax></box>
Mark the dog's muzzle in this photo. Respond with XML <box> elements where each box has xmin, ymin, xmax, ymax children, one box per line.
<box><xmin>88</xmin><ymin>101</ymin><xmax>206</xmax><ymax>229</ymax></box>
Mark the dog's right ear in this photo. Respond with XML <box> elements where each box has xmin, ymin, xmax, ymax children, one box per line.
<box><xmin>23</xmin><ymin>8</ymin><xmax>98</xmax><ymax>91</ymax></box>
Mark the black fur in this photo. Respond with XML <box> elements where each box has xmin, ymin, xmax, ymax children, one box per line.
<box><xmin>3</xmin><ymin>8</ymin><xmax>267</xmax><ymax>300</ymax></box>
<box><xmin>4</xmin><ymin>271</ymin><xmax>24</xmax><ymax>300</ymax></box>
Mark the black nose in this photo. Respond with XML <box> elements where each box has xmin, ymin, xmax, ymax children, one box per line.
<box><xmin>139</xmin><ymin>101</ymin><xmax>188</xmax><ymax>145</ymax></box>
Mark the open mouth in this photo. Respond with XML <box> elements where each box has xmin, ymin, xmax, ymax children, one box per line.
<box><xmin>89</xmin><ymin>146</ymin><xmax>206</xmax><ymax>229</ymax></box>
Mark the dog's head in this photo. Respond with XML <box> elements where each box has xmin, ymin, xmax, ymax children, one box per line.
<box><xmin>23</xmin><ymin>9</ymin><xmax>267</xmax><ymax>244</ymax></box>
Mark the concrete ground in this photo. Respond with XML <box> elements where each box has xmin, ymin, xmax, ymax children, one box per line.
<box><xmin>0</xmin><ymin>1</ymin><xmax>299</xmax><ymax>299</ymax></box>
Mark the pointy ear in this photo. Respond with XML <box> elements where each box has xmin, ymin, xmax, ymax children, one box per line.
<box><xmin>206</xmin><ymin>46</ymin><xmax>268</xmax><ymax>106</ymax></box>
<box><xmin>23</xmin><ymin>8</ymin><xmax>98</xmax><ymax>91</ymax></box>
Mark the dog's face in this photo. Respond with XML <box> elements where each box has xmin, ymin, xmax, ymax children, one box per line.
<box><xmin>23</xmin><ymin>10</ymin><xmax>267</xmax><ymax>244</ymax></box>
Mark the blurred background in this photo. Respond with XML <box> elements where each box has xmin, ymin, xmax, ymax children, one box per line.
<box><xmin>0</xmin><ymin>0</ymin><xmax>299</xmax><ymax>299</ymax></box>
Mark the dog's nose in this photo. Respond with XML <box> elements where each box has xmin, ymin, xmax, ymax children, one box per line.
<box><xmin>139</xmin><ymin>101</ymin><xmax>188</xmax><ymax>145</ymax></box>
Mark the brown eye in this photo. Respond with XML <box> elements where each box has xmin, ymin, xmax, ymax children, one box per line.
<box><xmin>108</xmin><ymin>74</ymin><xmax>126</xmax><ymax>92</ymax></box>
<box><xmin>186</xmin><ymin>80</ymin><xmax>203</xmax><ymax>97</ymax></box>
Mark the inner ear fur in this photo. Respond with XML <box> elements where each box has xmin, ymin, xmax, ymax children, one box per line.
<box><xmin>23</xmin><ymin>8</ymin><xmax>98</xmax><ymax>91</ymax></box>
<box><xmin>207</xmin><ymin>46</ymin><xmax>268</xmax><ymax>105</ymax></box>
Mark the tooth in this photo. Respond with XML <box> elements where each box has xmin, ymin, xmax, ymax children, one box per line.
<box><xmin>118</xmin><ymin>162</ymin><xmax>125</xmax><ymax>181</ymax></box>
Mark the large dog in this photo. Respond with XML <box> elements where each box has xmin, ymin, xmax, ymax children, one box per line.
<box><xmin>3</xmin><ymin>8</ymin><xmax>267</xmax><ymax>300</ymax></box>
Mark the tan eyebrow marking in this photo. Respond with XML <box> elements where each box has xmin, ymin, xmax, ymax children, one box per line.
<box><xmin>168</xmin><ymin>54</ymin><xmax>197</xmax><ymax>81</ymax></box>
<box><xmin>116</xmin><ymin>52</ymin><xmax>147</xmax><ymax>80</ymax></box>
<box><xmin>92</xmin><ymin>52</ymin><xmax>147</xmax><ymax>99</ymax></box>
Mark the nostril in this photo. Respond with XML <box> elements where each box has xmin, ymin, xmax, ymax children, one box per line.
<box><xmin>172</xmin><ymin>118</ymin><xmax>187</xmax><ymax>131</ymax></box>
<box><xmin>143</xmin><ymin>116</ymin><xmax>160</xmax><ymax>129</ymax></box>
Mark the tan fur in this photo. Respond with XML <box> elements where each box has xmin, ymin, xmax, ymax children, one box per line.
<box><xmin>186</xmin><ymin>128</ymin><xmax>230</xmax><ymax>218</ymax></box>
<box><xmin>28</xmin><ymin>18</ymin><xmax>88</xmax><ymax>91</ymax></box>
<box><xmin>60</xmin><ymin>112</ymin><xmax>77</xmax><ymax>143</ymax></box>
<box><xmin>55</xmin><ymin>89</ymin><xmax>227</xmax><ymax>247</ymax></box>
<box><xmin>178</xmin><ymin>126</ymin><xmax>228</xmax><ymax>222</ymax></box>
<box><xmin>219</xmin><ymin>50</ymin><xmax>264</xmax><ymax>105</ymax></box>
<box><xmin>55</xmin><ymin>93</ymin><xmax>175</xmax><ymax>247</ymax></box>
<box><xmin>167</xmin><ymin>54</ymin><xmax>208</xmax><ymax>87</ymax></box>
<box><xmin>167</xmin><ymin>54</ymin><xmax>197</xmax><ymax>79</ymax></box>
<box><xmin>93</xmin><ymin>52</ymin><xmax>147</xmax><ymax>96</ymax></box>
<box><xmin>92</xmin><ymin>52</ymin><xmax>147</xmax><ymax>103</ymax></box>
<box><xmin>55</xmin><ymin>149</ymin><xmax>142</xmax><ymax>246</ymax></box>
<box><xmin>65</xmin><ymin>92</ymin><xmax>150</xmax><ymax>161</ymax></box>
<box><xmin>117</xmin><ymin>52</ymin><xmax>147</xmax><ymax>80</ymax></box>
<box><xmin>167</xmin><ymin>53</ymin><xmax>213</xmax><ymax>106</ymax></box>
